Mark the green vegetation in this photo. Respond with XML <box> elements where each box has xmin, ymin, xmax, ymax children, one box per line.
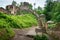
<box><xmin>43</xmin><ymin>0</ymin><xmax>54</xmax><ymax>21</ymax></box>
<box><xmin>0</xmin><ymin>28</ymin><xmax>14</xmax><ymax>40</ymax></box>
<box><xmin>48</xmin><ymin>24</ymin><xmax>56</xmax><ymax>29</ymax></box>
<box><xmin>34</xmin><ymin>34</ymin><xmax>48</xmax><ymax>40</ymax></box>
<box><xmin>0</xmin><ymin>12</ymin><xmax>15</xmax><ymax>40</ymax></box>
<box><xmin>35</xmin><ymin>6</ymin><xmax>42</xmax><ymax>15</ymax></box>
<box><xmin>51</xmin><ymin>2</ymin><xmax>60</xmax><ymax>22</ymax></box>
<box><xmin>1</xmin><ymin>0</ymin><xmax>60</xmax><ymax>40</ymax></box>
<box><xmin>0</xmin><ymin>12</ymin><xmax>37</xmax><ymax>40</ymax></box>
<box><xmin>0</xmin><ymin>12</ymin><xmax>37</xmax><ymax>28</ymax></box>
<box><xmin>43</xmin><ymin>0</ymin><xmax>60</xmax><ymax>22</ymax></box>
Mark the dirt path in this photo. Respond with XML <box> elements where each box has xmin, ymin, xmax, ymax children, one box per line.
<box><xmin>11</xmin><ymin>26</ymin><xmax>38</xmax><ymax>40</ymax></box>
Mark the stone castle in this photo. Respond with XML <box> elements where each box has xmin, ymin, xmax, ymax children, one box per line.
<box><xmin>0</xmin><ymin>2</ymin><xmax>32</xmax><ymax>14</ymax></box>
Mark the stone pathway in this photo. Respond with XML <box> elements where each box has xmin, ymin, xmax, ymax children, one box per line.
<box><xmin>11</xmin><ymin>26</ymin><xmax>38</xmax><ymax>40</ymax></box>
<box><xmin>26</xmin><ymin>27</ymin><xmax>37</xmax><ymax>36</ymax></box>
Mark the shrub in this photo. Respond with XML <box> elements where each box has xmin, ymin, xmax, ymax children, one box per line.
<box><xmin>0</xmin><ymin>12</ymin><xmax>15</xmax><ymax>40</ymax></box>
<box><xmin>48</xmin><ymin>24</ymin><xmax>56</xmax><ymax>29</ymax></box>
<box><xmin>0</xmin><ymin>27</ymin><xmax>15</xmax><ymax>40</ymax></box>
<box><xmin>0</xmin><ymin>12</ymin><xmax>37</xmax><ymax>28</ymax></box>
<box><xmin>0</xmin><ymin>11</ymin><xmax>37</xmax><ymax>40</ymax></box>
<box><xmin>34</xmin><ymin>34</ymin><xmax>48</xmax><ymax>40</ymax></box>
<box><xmin>0</xmin><ymin>12</ymin><xmax>38</xmax><ymax>39</ymax></box>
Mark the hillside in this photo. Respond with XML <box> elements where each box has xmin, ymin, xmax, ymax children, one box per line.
<box><xmin>0</xmin><ymin>12</ymin><xmax>37</xmax><ymax>28</ymax></box>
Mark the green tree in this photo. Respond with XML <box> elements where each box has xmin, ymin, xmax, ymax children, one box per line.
<box><xmin>51</xmin><ymin>1</ymin><xmax>60</xmax><ymax>22</ymax></box>
<box><xmin>35</xmin><ymin>6</ymin><xmax>42</xmax><ymax>14</ymax></box>
<box><xmin>43</xmin><ymin>0</ymin><xmax>54</xmax><ymax>21</ymax></box>
<box><xmin>12</xmin><ymin>0</ymin><xmax>17</xmax><ymax>6</ymax></box>
<box><xmin>28</xmin><ymin>4</ymin><xmax>32</xmax><ymax>9</ymax></box>
<box><xmin>19</xmin><ymin>2</ymin><xmax>23</xmax><ymax>6</ymax></box>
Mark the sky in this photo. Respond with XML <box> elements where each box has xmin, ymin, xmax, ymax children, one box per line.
<box><xmin>0</xmin><ymin>0</ymin><xmax>46</xmax><ymax>9</ymax></box>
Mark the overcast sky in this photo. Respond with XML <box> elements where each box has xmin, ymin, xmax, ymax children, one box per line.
<box><xmin>0</xmin><ymin>0</ymin><xmax>46</xmax><ymax>8</ymax></box>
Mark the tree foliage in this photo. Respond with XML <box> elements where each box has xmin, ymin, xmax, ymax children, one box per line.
<box><xmin>35</xmin><ymin>6</ymin><xmax>42</xmax><ymax>14</ymax></box>
<box><xmin>51</xmin><ymin>1</ymin><xmax>60</xmax><ymax>22</ymax></box>
<box><xmin>43</xmin><ymin>0</ymin><xmax>54</xmax><ymax>21</ymax></box>
<box><xmin>12</xmin><ymin>0</ymin><xmax>17</xmax><ymax>6</ymax></box>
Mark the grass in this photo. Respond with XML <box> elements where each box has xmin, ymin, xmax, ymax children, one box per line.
<box><xmin>0</xmin><ymin>27</ymin><xmax>15</xmax><ymax>40</ymax></box>
<box><xmin>48</xmin><ymin>23</ymin><xmax>56</xmax><ymax>29</ymax></box>
<box><xmin>0</xmin><ymin>12</ymin><xmax>37</xmax><ymax>28</ymax></box>
<box><xmin>34</xmin><ymin>34</ymin><xmax>48</xmax><ymax>40</ymax></box>
<box><xmin>0</xmin><ymin>12</ymin><xmax>38</xmax><ymax>40</ymax></box>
